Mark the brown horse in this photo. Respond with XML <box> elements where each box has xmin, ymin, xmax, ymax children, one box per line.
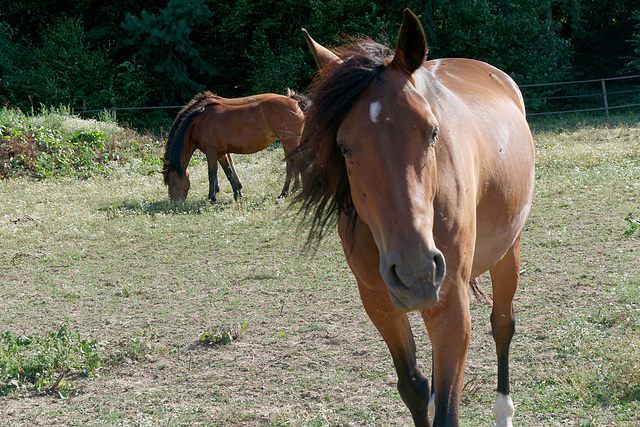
<box><xmin>293</xmin><ymin>10</ymin><xmax>534</xmax><ymax>427</ymax></box>
<box><xmin>163</xmin><ymin>93</ymin><xmax>282</xmax><ymax>201</ymax></box>
<box><xmin>163</xmin><ymin>91</ymin><xmax>307</xmax><ymax>201</ymax></box>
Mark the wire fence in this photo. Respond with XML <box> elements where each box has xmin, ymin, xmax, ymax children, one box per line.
<box><xmin>520</xmin><ymin>74</ymin><xmax>640</xmax><ymax>117</ymax></box>
<box><xmin>73</xmin><ymin>74</ymin><xmax>640</xmax><ymax>133</ymax></box>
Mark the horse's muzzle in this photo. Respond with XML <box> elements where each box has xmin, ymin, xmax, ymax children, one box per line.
<box><xmin>380</xmin><ymin>249</ymin><xmax>446</xmax><ymax>311</ymax></box>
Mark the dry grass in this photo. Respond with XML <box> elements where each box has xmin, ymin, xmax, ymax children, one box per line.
<box><xmin>1</xmin><ymin>119</ymin><xmax>639</xmax><ymax>426</ymax></box>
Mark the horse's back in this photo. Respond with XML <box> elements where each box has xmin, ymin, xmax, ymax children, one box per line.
<box><xmin>212</xmin><ymin>93</ymin><xmax>283</xmax><ymax>106</ymax></box>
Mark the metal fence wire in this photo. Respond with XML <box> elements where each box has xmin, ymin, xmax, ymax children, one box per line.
<box><xmin>519</xmin><ymin>74</ymin><xmax>640</xmax><ymax>117</ymax></box>
<box><xmin>74</xmin><ymin>74</ymin><xmax>640</xmax><ymax>132</ymax></box>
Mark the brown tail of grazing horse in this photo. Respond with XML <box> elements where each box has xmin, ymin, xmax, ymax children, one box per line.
<box><xmin>470</xmin><ymin>277</ymin><xmax>493</xmax><ymax>307</ymax></box>
<box><xmin>287</xmin><ymin>88</ymin><xmax>312</xmax><ymax>113</ymax></box>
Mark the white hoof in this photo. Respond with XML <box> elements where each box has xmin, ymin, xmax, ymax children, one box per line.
<box><xmin>494</xmin><ymin>393</ymin><xmax>514</xmax><ymax>427</ymax></box>
<box><xmin>428</xmin><ymin>392</ymin><xmax>435</xmax><ymax>424</ymax></box>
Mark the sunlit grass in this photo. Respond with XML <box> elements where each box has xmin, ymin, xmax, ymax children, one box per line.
<box><xmin>1</xmin><ymin>112</ymin><xmax>639</xmax><ymax>425</ymax></box>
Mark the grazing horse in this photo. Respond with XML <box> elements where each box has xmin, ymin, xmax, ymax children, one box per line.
<box><xmin>163</xmin><ymin>91</ymin><xmax>307</xmax><ymax>201</ymax></box>
<box><xmin>292</xmin><ymin>9</ymin><xmax>534</xmax><ymax>427</ymax></box>
<box><xmin>163</xmin><ymin>93</ymin><xmax>282</xmax><ymax>200</ymax></box>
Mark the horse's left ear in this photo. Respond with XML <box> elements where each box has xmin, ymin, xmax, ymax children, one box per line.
<box><xmin>391</xmin><ymin>9</ymin><xmax>428</xmax><ymax>75</ymax></box>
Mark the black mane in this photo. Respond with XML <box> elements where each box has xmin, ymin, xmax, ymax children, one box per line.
<box><xmin>291</xmin><ymin>39</ymin><xmax>392</xmax><ymax>244</ymax></box>
<box><xmin>163</xmin><ymin>91</ymin><xmax>220</xmax><ymax>182</ymax></box>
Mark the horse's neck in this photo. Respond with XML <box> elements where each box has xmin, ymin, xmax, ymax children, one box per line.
<box><xmin>180</xmin><ymin>142</ymin><xmax>197</xmax><ymax>170</ymax></box>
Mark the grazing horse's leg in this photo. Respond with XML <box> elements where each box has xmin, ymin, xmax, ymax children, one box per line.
<box><xmin>488</xmin><ymin>237</ymin><xmax>521</xmax><ymax>427</ymax></box>
<box><xmin>278</xmin><ymin>157</ymin><xmax>295</xmax><ymax>198</ymax></box>
<box><xmin>205</xmin><ymin>155</ymin><xmax>219</xmax><ymax>202</ymax></box>
<box><xmin>219</xmin><ymin>155</ymin><xmax>243</xmax><ymax>200</ymax></box>
<box><xmin>339</xmin><ymin>217</ymin><xmax>430</xmax><ymax>426</ymax></box>
<box><xmin>278</xmin><ymin>138</ymin><xmax>300</xmax><ymax>199</ymax></box>
<box><xmin>225</xmin><ymin>154</ymin><xmax>243</xmax><ymax>191</ymax></box>
<box><xmin>421</xmin><ymin>282</ymin><xmax>471</xmax><ymax>427</ymax></box>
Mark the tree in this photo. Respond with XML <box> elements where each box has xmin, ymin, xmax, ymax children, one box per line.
<box><xmin>0</xmin><ymin>21</ymin><xmax>35</xmax><ymax>108</ymax></box>
<box><xmin>0</xmin><ymin>17</ymin><xmax>149</xmax><ymax>112</ymax></box>
<box><xmin>625</xmin><ymin>10</ymin><xmax>640</xmax><ymax>72</ymax></box>
<box><xmin>121</xmin><ymin>0</ymin><xmax>216</xmax><ymax>105</ymax></box>
<box><xmin>415</xmin><ymin>0</ymin><xmax>573</xmax><ymax>85</ymax></box>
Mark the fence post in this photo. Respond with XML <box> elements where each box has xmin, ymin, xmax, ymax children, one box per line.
<box><xmin>601</xmin><ymin>78</ymin><xmax>609</xmax><ymax>118</ymax></box>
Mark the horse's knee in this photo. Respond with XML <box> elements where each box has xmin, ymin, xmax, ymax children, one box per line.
<box><xmin>397</xmin><ymin>374</ymin><xmax>430</xmax><ymax>424</ymax></box>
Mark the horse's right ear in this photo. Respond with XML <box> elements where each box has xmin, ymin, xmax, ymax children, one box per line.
<box><xmin>301</xmin><ymin>28</ymin><xmax>341</xmax><ymax>71</ymax></box>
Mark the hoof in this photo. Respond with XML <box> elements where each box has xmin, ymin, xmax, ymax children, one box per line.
<box><xmin>494</xmin><ymin>393</ymin><xmax>514</xmax><ymax>427</ymax></box>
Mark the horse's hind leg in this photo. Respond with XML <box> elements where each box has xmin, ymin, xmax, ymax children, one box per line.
<box><xmin>278</xmin><ymin>157</ymin><xmax>294</xmax><ymax>198</ymax></box>
<box><xmin>219</xmin><ymin>154</ymin><xmax>243</xmax><ymax>200</ymax></box>
<box><xmin>488</xmin><ymin>237</ymin><xmax>521</xmax><ymax>427</ymax></box>
<box><xmin>226</xmin><ymin>154</ymin><xmax>243</xmax><ymax>191</ymax></box>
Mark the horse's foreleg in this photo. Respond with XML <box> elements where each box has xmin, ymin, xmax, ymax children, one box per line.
<box><xmin>359</xmin><ymin>281</ymin><xmax>431</xmax><ymax>426</ymax></box>
<box><xmin>279</xmin><ymin>139</ymin><xmax>303</xmax><ymax>198</ymax></box>
<box><xmin>422</xmin><ymin>283</ymin><xmax>471</xmax><ymax>427</ymax></box>
<box><xmin>206</xmin><ymin>156</ymin><xmax>219</xmax><ymax>202</ymax></box>
<box><xmin>219</xmin><ymin>154</ymin><xmax>243</xmax><ymax>200</ymax></box>
<box><xmin>339</xmin><ymin>216</ymin><xmax>430</xmax><ymax>426</ymax></box>
<box><xmin>489</xmin><ymin>238</ymin><xmax>521</xmax><ymax>427</ymax></box>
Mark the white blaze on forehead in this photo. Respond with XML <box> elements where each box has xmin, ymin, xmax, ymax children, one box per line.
<box><xmin>369</xmin><ymin>101</ymin><xmax>382</xmax><ymax>123</ymax></box>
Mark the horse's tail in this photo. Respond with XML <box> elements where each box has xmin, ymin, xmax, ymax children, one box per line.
<box><xmin>469</xmin><ymin>277</ymin><xmax>493</xmax><ymax>307</ymax></box>
<box><xmin>164</xmin><ymin>93</ymin><xmax>218</xmax><ymax>179</ymax></box>
<box><xmin>287</xmin><ymin>88</ymin><xmax>312</xmax><ymax>113</ymax></box>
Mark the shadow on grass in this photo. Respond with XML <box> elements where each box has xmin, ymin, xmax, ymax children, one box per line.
<box><xmin>98</xmin><ymin>198</ymin><xmax>236</xmax><ymax>217</ymax></box>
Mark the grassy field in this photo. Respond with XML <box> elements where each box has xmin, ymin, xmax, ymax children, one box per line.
<box><xmin>1</xmin><ymin>116</ymin><xmax>639</xmax><ymax>426</ymax></box>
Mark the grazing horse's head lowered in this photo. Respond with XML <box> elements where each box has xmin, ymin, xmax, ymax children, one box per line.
<box><xmin>292</xmin><ymin>9</ymin><xmax>534</xmax><ymax>427</ymax></box>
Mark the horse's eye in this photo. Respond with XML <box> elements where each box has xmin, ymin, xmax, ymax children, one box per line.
<box><xmin>429</xmin><ymin>126</ymin><xmax>440</xmax><ymax>146</ymax></box>
<box><xmin>337</xmin><ymin>140</ymin><xmax>352</xmax><ymax>158</ymax></box>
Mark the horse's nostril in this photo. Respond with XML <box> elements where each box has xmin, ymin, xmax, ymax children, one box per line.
<box><xmin>433</xmin><ymin>252</ymin><xmax>446</xmax><ymax>284</ymax></box>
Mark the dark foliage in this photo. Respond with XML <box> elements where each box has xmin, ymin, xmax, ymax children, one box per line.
<box><xmin>0</xmin><ymin>0</ymin><xmax>639</xmax><ymax>124</ymax></box>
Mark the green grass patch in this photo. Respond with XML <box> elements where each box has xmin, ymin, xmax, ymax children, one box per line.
<box><xmin>0</xmin><ymin>325</ymin><xmax>101</xmax><ymax>397</ymax></box>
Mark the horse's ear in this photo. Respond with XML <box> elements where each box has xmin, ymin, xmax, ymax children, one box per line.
<box><xmin>391</xmin><ymin>9</ymin><xmax>428</xmax><ymax>75</ymax></box>
<box><xmin>301</xmin><ymin>28</ymin><xmax>341</xmax><ymax>71</ymax></box>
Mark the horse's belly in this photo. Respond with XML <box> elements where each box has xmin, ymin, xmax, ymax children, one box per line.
<box><xmin>471</xmin><ymin>193</ymin><xmax>532</xmax><ymax>277</ymax></box>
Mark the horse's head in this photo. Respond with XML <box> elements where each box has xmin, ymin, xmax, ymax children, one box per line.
<box><xmin>162</xmin><ymin>157</ymin><xmax>190</xmax><ymax>201</ymax></box>
<box><xmin>299</xmin><ymin>9</ymin><xmax>445</xmax><ymax>311</ymax></box>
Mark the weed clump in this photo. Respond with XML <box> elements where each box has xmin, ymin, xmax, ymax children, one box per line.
<box><xmin>0</xmin><ymin>106</ymin><xmax>162</xmax><ymax>179</ymax></box>
<box><xmin>0</xmin><ymin>325</ymin><xmax>101</xmax><ymax>398</ymax></box>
